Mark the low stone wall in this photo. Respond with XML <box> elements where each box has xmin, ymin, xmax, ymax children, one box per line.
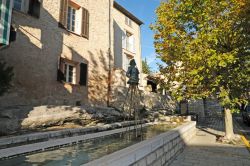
<box><xmin>83</xmin><ymin>121</ymin><xmax>196</xmax><ymax>166</ymax></box>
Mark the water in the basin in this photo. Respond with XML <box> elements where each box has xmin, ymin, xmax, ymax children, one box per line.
<box><xmin>0</xmin><ymin>124</ymin><xmax>176</xmax><ymax>166</ymax></box>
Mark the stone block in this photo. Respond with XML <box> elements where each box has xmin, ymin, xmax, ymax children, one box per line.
<box><xmin>146</xmin><ymin>152</ymin><xmax>157</xmax><ymax>165</ymax></box>
<box><xmin>137</xmin><ymin>159</ymin><xmax>146</xmax><ymax>166</ymax></box>
<box><xmin>156</xmin><ymin>147</ymin><xmax>164</xmax><ymax>158</ymax></box>
<box><xmin>152</xmin><ymin>159</ymin><xmax>162</xmax><ymax>166</ymax></box>
<box><xmin>161</xmin><ymin>155</ymin><xmax>166</xmax><ymax>165</ymax></box>
<box><xmin>164</xmin><ymin>143</ymin><xmax>169</xmax><ymax>152</ymax></box>
<box><xmin>165</xmin><ymin>152</ymin><xmax>170</xmax><ymax>161</ymax></box>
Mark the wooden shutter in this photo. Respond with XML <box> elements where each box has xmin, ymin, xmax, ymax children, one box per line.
<box><xmin>9</xmin><ymin>25</ymin><xmax>16</xmax><ymax>43</ymax></box>
<box><xmin>122</xmin><ymin>31</ymin><xmax>126</xmax><ymax>49</ymax></box>
<box><xmin>79</xmin><ymin>63</ymin><xmax>87</xmax><ymax>86</ymax></box>
<box><xmin>28</xmin><ymin>0</ymin><xmax>41</xmax><ymax>18</ymax></box>
<box><xmin>59</xmin><ymin>0</ymin><xmax>68</xmax><ymax>28</ymax></box>
<box><xmin>57</xmin><ymin>58</ymin><xmax>65</xmax><ymax>82</ymax></box>
<box><xmin>132</xmin><ymin>36</ymin><xmax>135</xmax><ymax>53</ymax></box>
<box><xmin>81</xmin><ymin>7</ymin><xmax>89</xmax><ymax>39</ymax></box>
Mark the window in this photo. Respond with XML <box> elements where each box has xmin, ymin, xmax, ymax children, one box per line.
<box><xmin>122</xmin><ymin>31</ymin><xmax>135</xmax><ymax>53</ymax></box>
<box><xmin>123</xmin><ymin>54</ymin><xmax>132</xmax><ymax>71</ymax></box>
<box><xmin>67</xmin><ymin>6</ymin><xmax>76</xmax><ymax>32</ymax></box>
<box><xmin>13</xmin><ymin>0</ymin><xmax>41</xmax><ymax>18</ymax></box>
<box><xmin>79</xmin><ymin>63</ymin><xmax>87</xmax><ymax>86</ymax></box>
<box><xmin>59</xmin><ymin>0</ymin><xmax>89</xmax><ymax>38</ymax></box>
<box><xmin>125</xmin><ymin>16</ymin><xmax>132</xmax><ymax>27</ymax></box>
<box><xmin>13</xmin><ymin>0</ymin><xmax>22</xmax><ymax>11</ymax></box>
<box><xmin>57</xmin><ymin>58</ymin><xmax>87</xmax><ymax>86</ymax></box>
<box><xmin>64</xmin><ymin>63</ymin><xmax>76</xmax><ymax>84</ymax></box>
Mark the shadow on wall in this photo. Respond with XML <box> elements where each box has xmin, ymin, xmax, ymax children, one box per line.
<box><xmin>0</xmin><ymin>2</ymin><xmax>110</xmax><ymax>135</ymax></box>
<box><xmin>113</xmin><ymin>20</ymin><xmax>123</xmax><ymax>68</ymax></box>
<box><xmin>88</xmin><ymin>49</ymin><xmax>113</xmax><ymax>105</ymax></box>
<box><xmin>0</xmin><ymin>4</ymin><xmax>88</xmax><ymax>107</ymax></box>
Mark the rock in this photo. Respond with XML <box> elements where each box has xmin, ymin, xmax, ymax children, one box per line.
<box><xmin>21</xmin><ymin>106</ymin><xmax>83</xmax><ymax>129</ymax></box>
<box><xmin>0</xmin><ymin>104</ymin><xmax>127</xmax><ymax>135</ymax></box>
<box><xmin>0</xmin><ymin>118</ymin><xmax>20</xmax><ymax>135</ymax></box>
<box><xmin>172</xmin><ymin>122</ymin><xmax>177</xmax><ymax>125</ymax></box>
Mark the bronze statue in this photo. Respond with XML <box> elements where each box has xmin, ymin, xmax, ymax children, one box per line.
<box><xmin>126</xmin><ymin>59</ymin><xmax>139</xmax><ymax>85</ymax></box>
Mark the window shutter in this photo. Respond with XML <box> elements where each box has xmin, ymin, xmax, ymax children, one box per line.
<box><xmin>28</xmin><ymin>0</ymin><xmax>41</xmax><ymax>18</ymax></box>
<box><xmin>132</xmin><ymin>36</ymin><xmax>136</xmax><ymax>53</ymax></box>
<box><xmin>122</xmin><ymin>31</ymin><xmax>126</xmax><ymax>49</ymax></box>
<box><xmin>59</xmin><ymin>0</ymin><xmax>68</xmax><ymax>28</ymax></box>
<box><xmin>57</xmin><ymin>58</ymin><xmax>65</xmax><ymax>82</ymax></box>
<box><xmin>9</xmin><ymin>26</ymin><xmax>16</xmax><ymax>43</ymax></box>
<box><xmin>81</xmin><ymin>7</ymin><xmax>89</xmax><ymax>38</ymax></box>
<box><xmin>79</xmin><ymin>63</ymin><xmax>87</xmax><ymax>86</ymax></box>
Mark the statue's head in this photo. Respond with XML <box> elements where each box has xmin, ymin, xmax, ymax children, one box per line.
<box><xmin>129</xmin><ymin>59</ymin><xmax>136</xmax><ymax>67</ymax></box>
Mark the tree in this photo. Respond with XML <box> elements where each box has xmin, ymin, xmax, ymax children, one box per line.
<box><xmin>0</xmin><ymin>61</ymin><xmax>14</xmax><ymax>96</ymax></box>
<box><xmin>152</xmin><ymin>0</ymin><xmax>250</xmax><ymax>140</ymax></box>
<box><xmin>142</xmin><ymin>58</ymin><xmax>151</xmax><ymax>74</ymax></box>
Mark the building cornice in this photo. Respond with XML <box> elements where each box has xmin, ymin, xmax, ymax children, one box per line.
<box><xmin>113</xmin><ymin>1</ymin><xmax>144</xmax><ymax>25</ymax></box>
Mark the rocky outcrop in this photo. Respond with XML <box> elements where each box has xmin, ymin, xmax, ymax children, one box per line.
<box><xmin>110</xmin><ymin>87</ymin><xmax>176</xmax><ymax>112</ymax></box>
<box><xmin>0</xmin><ymin>105</ymin><xmax>126</xmax><ymax>135</ymax></box>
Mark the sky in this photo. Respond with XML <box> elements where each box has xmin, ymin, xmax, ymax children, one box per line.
<box><xmin>116</xmin><ymin>0</ymin><xmax>161</xmax><ymax>72</ymax></box>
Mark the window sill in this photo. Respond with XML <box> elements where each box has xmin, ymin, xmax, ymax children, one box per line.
<box><xmin>62</xmin><ymin>81</ymin><xmax>87</xmax><ymax>87</ymax></box>
<box><xmin>63</xmin><ymin>82</ymin><xmax>80</xmax><ymax>86</ymax></box>
<box><xmin>123</xmin><ymin>48</ymin><xmax>136</xmax><ymax>56</ymax></box>
<box><xmin>58</xmin><ymin>23</ymin><xmax>89</xmax><ymax>39</ymax></box>
<box><xmin>67</xmin><ymin>30</ymin><xmax>82</xmax><ymax>37</ymax></box>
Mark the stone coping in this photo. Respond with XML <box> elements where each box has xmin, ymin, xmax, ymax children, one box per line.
<box><xmin>0</xmin><ymin>122</ymin><xmax>149</xmax><ymax>160</ymax></box>
<box><xmin>83</xmin><ymin>121</ymin><xmax>196</xmax><ymax>166</ymax></box>
<box><xmin>0</xmin><ymin>120</ymin><xmax>144</xmax><ymax>149</ymax></box>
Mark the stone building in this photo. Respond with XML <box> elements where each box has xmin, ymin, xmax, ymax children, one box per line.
<box><xmin>0</xmin><ymin>0</ymin><xmax>143</xmax><ymax>107</ymax></box>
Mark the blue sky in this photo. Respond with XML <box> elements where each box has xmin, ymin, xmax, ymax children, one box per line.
<box><xmin>116</xmin><ymin>0</ymin><xmax>161</xmax><ymax>72</ymax></box>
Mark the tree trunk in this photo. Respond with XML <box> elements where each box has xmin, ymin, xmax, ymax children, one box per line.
<box><xmin>224</xmin><ymin>108</ymin><xmax>235</xmax><ymax>139</ymax></box>
<box><xmin>202</xmin><ymin>97</ymin><xmax>208</xmax><ymax>117</ymax></box>
<box><xmin>186</xmin><ymin>100</ymin><xmax>189</xmax><ymax>115</ymax></box>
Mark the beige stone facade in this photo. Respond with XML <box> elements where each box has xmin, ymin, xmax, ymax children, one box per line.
<box><xmin>0</xmin><ymin>0</ymin><xmax>143</xmax><ymax>107</ymax></box>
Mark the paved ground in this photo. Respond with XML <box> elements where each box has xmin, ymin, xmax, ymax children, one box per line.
<box><xmin>235</xmin><ymin>116</ymin><xmax>250</xmax><ymax>143</ymax></box>
<box><xmin>170</xmin><ymin>117</ymin><xmax>250</xmax><ymax>166</ymax></box>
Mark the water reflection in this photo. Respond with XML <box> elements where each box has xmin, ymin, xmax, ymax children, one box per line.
<box><xmin>0</xmin><ymin>124</ymin><xmax>177</xmax><ymax>166</ymax></box>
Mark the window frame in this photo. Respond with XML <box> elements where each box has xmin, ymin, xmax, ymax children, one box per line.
<box><xmin>123</xmin><ymin>53</ymin><xmax>133</xmax><ymax>71</ymax></box>
<box><xmin>13</xmin><ymin>0</ymin><xmax>23</xmax><ymax>11</ymax></box>
<box><xmin>67</xmin><ymin>6</ymin><xmax>76</xmax><ymax>33</ymax></box>
<box><xmin>13</xmin><ymin>0</ymin><xmax>40</xmax><ymax>18</ymax></box>
<box><xmin>125</xmin><ymin>16</ymin><xmax>132</xmax><ymax>27</ymax></box>
<box><xmin>64</xmin><ymin>62</ymin><xmax>76</xmax><ymax>84</ymax></box>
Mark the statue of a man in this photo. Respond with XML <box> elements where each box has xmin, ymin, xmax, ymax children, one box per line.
<box><xmin>126</xmin><ymin>59</ymin><xmax>139</xmax><ymax>85</ymax></box>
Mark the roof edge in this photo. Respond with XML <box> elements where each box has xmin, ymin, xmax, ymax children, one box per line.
<box><xmin>113</xmin><ymin>1</ymin><xmax>144</xmax><ymax>25</ymax></box>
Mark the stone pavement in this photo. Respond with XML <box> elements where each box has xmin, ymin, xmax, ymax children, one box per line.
<box><xmin>170</xmin><ymin>117</ymin><xmax>250</xmax><ymax>166</ymax></box>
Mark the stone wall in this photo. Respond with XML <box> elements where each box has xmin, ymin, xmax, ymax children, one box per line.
<box><xmin>110</xmin><ymin>84</ymin><xmax>176</xmax><ymax>112</ymax></box>
<box><xmin>84</xmin><ymin>121</ymin><xmax>196</xmax><ymax>166</ymax></box>
<box><xmin>180</xmin><ymin>98</ymin><xmax>223</xmax><ymax>119</ymax></box>
<box><xmin>0</xmin><ymin>0</ymin><xmax>113</xmax><ymax>107</ymax></box>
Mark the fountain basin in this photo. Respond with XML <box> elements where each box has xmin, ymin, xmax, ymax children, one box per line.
<box><xmin>0</xmin><ymin>122</ymin><xmax>196</xmax><ymax>166</ymax></box>
<box><xmin>84</xmin><ymin>121</ymin><xmax>196</xmax><ymax>166</ymax></box>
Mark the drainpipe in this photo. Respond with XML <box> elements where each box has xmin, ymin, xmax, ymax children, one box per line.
<box><xmin>107</xmin><ymin>0</ymin><xmax>112</xmax><ymax>106</ymax></box>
